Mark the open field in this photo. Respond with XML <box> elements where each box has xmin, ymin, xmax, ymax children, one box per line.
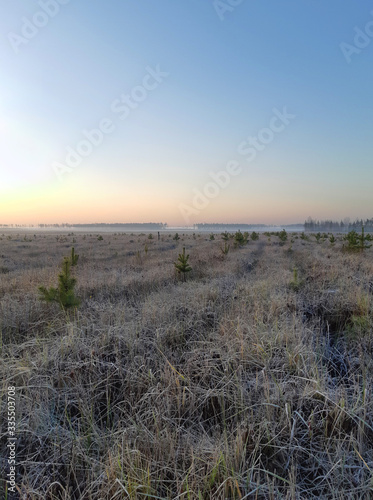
<box><xmin>1</xmin><ymin>231</ymin><xmax>373</xmax><ymax>499</ymax></box>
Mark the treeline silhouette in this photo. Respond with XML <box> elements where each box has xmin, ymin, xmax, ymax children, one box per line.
<box><xmin>304</xmin><ymin>218</ymin><xmax>373</xmax><ymax>232</ymax></box>
<box><xmin>0</xmin><ymin>223</ymin><xmax>167</xmax><ymax>229</ymax></box>
<box><xmin>195</xmin><ymin>223</ymin><xmax>267</xmax><ymax>231</ymax></box>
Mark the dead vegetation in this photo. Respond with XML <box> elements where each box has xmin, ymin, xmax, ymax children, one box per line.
<box><xmin>0</xmin><ymin>231</ymin><xmax>373</xmax><ymax>499</ymax></box>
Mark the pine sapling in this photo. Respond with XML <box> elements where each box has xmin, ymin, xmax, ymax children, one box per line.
<box><xmin>39</xmin><ymin>257</ymin><xmax>80</xmax><ymax>310</ymax></box>
<box><xmin>174</xmin><ymin>247</ymin><xmax>192</xmax><ymax>282</ymax></box>
<box><xmin>70</xmin><ymin>247</ymin><xmax>79</xmax><ymax>266</ymax></box>
<box><xmin>344</xmin><ymin>227</ymin><xmax>371</xmax><ymax>252</ymax></box>
<box><xmin>359</xmin><ymin>226</ymin><xmax>372</xmax><ymax>251</ymax></box>
<box><xmin>234</xmin><ymin>230</ymin><xmax>248</xmax><ymax>248</ymax></box>
<box><xmin>278</xmin><ymin>229</ymin><xmax>288</xmax><ymax>242</ymax></box>
<box><xmin>221</xmin><ymin>241</ymin><xmax>230</xmax><ymax>257</ymax></box>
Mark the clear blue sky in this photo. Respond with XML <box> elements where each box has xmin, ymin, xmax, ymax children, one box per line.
<box><xmin>1</xmin><ymin>1</ymin><xmax>372</xmax><ymax>225</ymax></box>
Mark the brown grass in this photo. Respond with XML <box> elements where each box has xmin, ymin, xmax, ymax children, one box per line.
<box><xmin>0</xmin><ymin>231</ymin><xmax>373</xmax><ymax>499</ymax></box>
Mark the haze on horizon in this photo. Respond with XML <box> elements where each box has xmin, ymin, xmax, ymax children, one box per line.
<box><xmin>1</xmin><ymin>1</ymin><xmax>372</xmax><ymax>226</ymax></box>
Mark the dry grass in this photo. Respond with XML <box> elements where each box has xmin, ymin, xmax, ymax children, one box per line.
<box><xmin>0</xmin><ymin>231</ymin><xmax>373</xmax><ymax>499</ymax></box>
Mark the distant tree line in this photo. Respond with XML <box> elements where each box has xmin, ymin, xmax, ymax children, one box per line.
<box><xmin>195</xmin><ymin>223</ymin><xmax>267</xmax><ymax>231</ymax></box>
<box><xmin>304</xmin><ymin>217</ymin><xmax>373</xmax><ymax>233</ymax></box>
<box><xmin>0</xmin><ymin>223</ymin><xmax>167</xmax><ymax>229</ymax></box>
<box><xmin>37</xmin><ymin>223</ymin><xmax>167</xmax><ymax>229</ymax></box>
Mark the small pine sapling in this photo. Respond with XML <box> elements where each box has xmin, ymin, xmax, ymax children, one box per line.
<box><xmin>289</xmin><ymin>267</ymin><xmax>303</xmax><ymax>291</ymax></box>
<box><xmin>39</xmin><ymin>257</ymin><xmax>80</xmax><ymax>310</ymax></box>
<box><xmin>251</xmin><ymin>231</ymin><xmax>259</xmax><ymax>241</ymax></box>
<box><xmin>234</xmin><ymin>230</ymin><xmax>248</xmax><ymax>247</ymax></box>
<box><xmin>314</xmin><ymin>232</ymin><xmax>322</xmax><ymax>243</ymax></box>
<box><xmin>221</xmin><ymin>241</ymin><xmax>230</xmax><ymax>257</ymax></box>
<box><xmin>344</xmin><ymin>227</ymin><xmax>371</xmax><ymax>252</ymax></box>
<box><xmin>174</xmin><ymin>247</ymin><xmax>192</xmax><ymax>282</ymax></box>
<box><xmin>329</xmin><ymin>234</ymin><xmax>336</xmax><ymax>246</ymax></box>
<box><xmin>209</xmin><ymin>233</ymin><xmax>215</xmax><ymax>241</ymax></box>
<box><xmin>278</xmin><ymin>229</ymin><xmax>287</xmax><ymax>242</ymax></box>
<box><xmin>173</xmin><ymin>233</ymin><xmax>180</xmax><ymax>241</ymax></box>
<box><xmin>359</xmin><ymin>226</ymin><xmax>372</xmax><ymax>251</ymax></box>
<box><xmin>70</xmin><ymin>247</ymin><xmax>79</xmax><ymax>266</ymax></box>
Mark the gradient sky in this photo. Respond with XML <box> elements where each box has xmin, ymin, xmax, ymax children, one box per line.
<box><xmin>1</xmin><ymin>1</ymin><xmax>372</xmax><ymax>225</ymax></box>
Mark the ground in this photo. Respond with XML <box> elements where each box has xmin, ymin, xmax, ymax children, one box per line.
<box><xmin>0</xmin><ymin>230</ymin><xmax>372</xmax><ymax>499</ymax></box>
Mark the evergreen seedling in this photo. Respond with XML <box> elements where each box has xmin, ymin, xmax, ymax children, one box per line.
<box><xmin>70</xmin><ymin>247</ymin><xmax>79</xmax><ymax>266</ymax></box>
<box><xmin>39</xmin><ymin>257</ymin><xmax>80</xmax><ymax>310</ymax></box>
<box><xmin>344</xmin><ymin>227</ymin><xmax>372</xmax><ymax>252</ymax></box>
<box><xmin>278</xmin><ymin>229</ymin><xmax>287</xmax><ymax>242</ymax></box>
<box><xmin>221</xmin><ymin>241</ymin><xmax>230</xmax><ymax>257</ymax></box>
<box><xmin>234</xmin><ymin>230</ymin><xmax>248</xmax><ymax>247</ymax></box>
<box><xmin>174</xmin><ymin>247</ymin><xmax>192</xmax><ymax>282</ymax></box>
<box><xmin>360</xmin><ymin>227</ymin><xmax>371</xmax><ymax>251</ymax></box>
<box><xmin>289</xmin><ymin>267</ymin><xmax>303</xmax><ymax>291</ymax></box>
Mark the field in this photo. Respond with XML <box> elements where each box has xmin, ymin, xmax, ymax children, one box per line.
<box><xmin>1</xmin><ymin>231</ymin><xmax>373</xmax><ymax>499</ymax></box>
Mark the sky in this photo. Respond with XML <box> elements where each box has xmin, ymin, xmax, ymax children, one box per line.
<box><xmin>1</xmin><ymin>0</ymin><xmax>372</xmax><ymax>226</ymax></box>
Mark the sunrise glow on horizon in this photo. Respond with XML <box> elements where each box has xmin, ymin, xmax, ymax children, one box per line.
<box><xmin>1</xmin><ymin>2</ymin><xmax>373</xmax><ymax>226</ymax></box>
